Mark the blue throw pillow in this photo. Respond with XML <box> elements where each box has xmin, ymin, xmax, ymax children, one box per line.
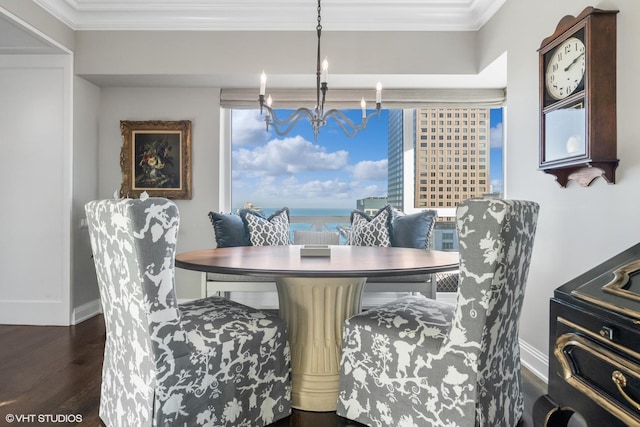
<box><xmin>208</xmin><ymin>211</ymin><xmax>253</xmax><ymax>247</ymax></box>
<box><xmin>390</xmin><ymin>209</ymin><xmax>437</xmax><ymax>249</ymax></box>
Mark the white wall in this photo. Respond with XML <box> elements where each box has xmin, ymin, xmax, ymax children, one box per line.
<box><xmin>98</xmin><ymin>87</ymin><xmax>221</xmax><ymax>297</ymax></box>
<box><xmin>0</xmin><ymin>54</ymin><xmax>72</xmax><ymax>325</ymax></box>
<box><xmin>71</xmin><ymin>76</ymin><xmax>100</xmax><ymax>323</ymax></box>
<box><xmin>74</xmin><ymin>31</ymin><xmax>479</xmax><ymax>80</ymax></box>
<box><xmin>479</xmin><ymin>0</ymin><xmax>640</xmax><ymax>378</ymax></box>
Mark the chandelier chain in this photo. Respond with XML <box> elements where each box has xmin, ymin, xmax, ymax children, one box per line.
<box><xmin>316</xmin><ymin>0</ymin><xmax>323</xmax><ymax>114</ymax></box>
<box><xmin>258</xmin><ymin>0</ymin><xmax>381</xmax><ymax>140</ymax></box>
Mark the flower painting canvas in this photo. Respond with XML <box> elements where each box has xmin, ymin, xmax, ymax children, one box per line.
<box><xmin>120</xmin><ymin>120</ymin><xmax>192</xmax><ymax>199</ymax></box>
<box><xmin>134</xmin><ymin>132</ymin><xmax>180</xmax><ymax>188</ymax></box>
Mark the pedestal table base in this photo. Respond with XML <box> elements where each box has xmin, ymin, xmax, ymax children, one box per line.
<box><xmin>275</xmin><ymin>277</ymin><xmax>366</xmax><ymax>411</ymax></box>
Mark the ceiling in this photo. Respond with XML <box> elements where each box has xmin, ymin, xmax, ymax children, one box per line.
<box><xmin>0</xmin><ymin>0</ymin><xmax>508</xmax><ymax>88</ymax></box>
<box><xmin>0</xmin><ymin>12</ymin><xmax>63</xmax><ymax>54</ymax></box>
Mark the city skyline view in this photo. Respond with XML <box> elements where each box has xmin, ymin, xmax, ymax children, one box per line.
<box><xmin>231</xmin><ymin>108</ymin><xmax>503</xmax><ymax>210</ymax></box>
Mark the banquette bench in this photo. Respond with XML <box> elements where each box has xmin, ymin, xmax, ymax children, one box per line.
<box><xmin>205</xmin><ymin>205</ymin><xmax>448</xmax><ymax>309</ymax></box>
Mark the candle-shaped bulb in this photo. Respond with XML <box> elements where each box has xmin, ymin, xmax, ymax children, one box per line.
<box><xmin>361</xmin><ymin>97</ymin><xmax>366</xmax><ymax>118</ymax></box>
<box><xmin>376</xmin><ymin>82</ymin><xmax>382</xmax><ymax>104</ymax></box>
<box><xmin>260</xmin><ymin>71</ymin><xmax>267</xmax><ymax>95</ymax></box>
<box><xmin>322</xmin><ymin>57</ymin><xmax>329</xmax><ymax>83</ymax></box>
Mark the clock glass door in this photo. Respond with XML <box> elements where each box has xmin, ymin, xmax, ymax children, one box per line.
<box><xmin>543</xmin><ymin>98</ymin><xmax>586</xmax><ymax>163</ymax></box>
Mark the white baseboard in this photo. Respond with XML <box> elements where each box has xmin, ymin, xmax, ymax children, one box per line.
<box><xmin>520</xmin><ymin>338</ymin><xmax>549</xmax><ymax>383</ymax></box>
<box><xmin>0</xmin><ymin>301</ymin><xmax>70</xmax><ymax>326</ymax></box>
<box><xmin>72</xmin><ymin>299</ymin><xmax>102</xmax><ymax>325</ymax></box>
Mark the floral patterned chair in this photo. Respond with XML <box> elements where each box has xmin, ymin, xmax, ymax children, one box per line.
<box><xmin>336</xmin><ymin>198</ymin><xmax>539</xmax><ymax>427</ymax></box>
<box><xmin>85</xmin><ymin>198</ymin><xmax>291</xmax><ymax>427</ymax></box>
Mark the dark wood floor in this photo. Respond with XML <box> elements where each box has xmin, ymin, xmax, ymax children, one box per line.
<box><xmin>0</xmin><ymin>315</ymin><xmax>548</xmax><ymax>426</ymax></box>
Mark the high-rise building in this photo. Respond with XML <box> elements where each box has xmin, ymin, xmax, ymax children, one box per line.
<box><xmin>356</xmin><ymin>196</ymin><xmax>388</xmax><ymax>216</ymax></box>
<box><xmin>387</xmin><ymin>109</ymin><xmax>404</xmax><ymax>209</ymax></box>
<box><xmin>414</xmin><ymin>108</ymin><xmax>491</xmax><ymax>208</ymax></box>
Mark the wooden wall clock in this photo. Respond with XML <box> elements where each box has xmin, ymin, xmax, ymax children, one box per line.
<box><xmin>538</xmin><ymin>7</ymin><xmax>618</xmax><ymax>187</ymax></box>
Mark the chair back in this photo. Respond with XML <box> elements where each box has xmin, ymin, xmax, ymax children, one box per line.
<box><xmin>85</xmin><ymin>198</ymin><xmax>189</xmax><ymax>425</ymax></box>
<box><xmin>447</xmin><ymin>198</ymin><xmax>539</xmax><ymax>424</ymax></box>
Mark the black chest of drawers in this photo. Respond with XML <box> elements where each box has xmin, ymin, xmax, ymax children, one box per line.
<box><xmin>533</xmin><ymin>243</ymin><xmax>640</xmax><ymax>426</ymax></box>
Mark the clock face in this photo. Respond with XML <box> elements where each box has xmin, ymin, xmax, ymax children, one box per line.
<box><xmin>545</xmin><ymin>36</ymin><xmax>586</xmax><ymax>100</ymax></box>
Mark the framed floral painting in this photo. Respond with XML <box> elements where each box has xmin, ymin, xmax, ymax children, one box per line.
<box><xmin>119</xmin><ymin>120</ymin><xmax>192</xmax><ymax>199</ymax></box>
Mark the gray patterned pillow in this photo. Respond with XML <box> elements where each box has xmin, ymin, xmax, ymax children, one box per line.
<box><xmin>239</xmin><ymin>207</ymin><xmax>290</xmax><ymax>246</ymax></box>
<box><xmin>349</xmin><ymin>205</ymin><xmax>392</xmax><ymax>246</ymax></box>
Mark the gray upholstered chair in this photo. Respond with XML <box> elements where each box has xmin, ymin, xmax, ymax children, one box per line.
<box><xmin>336</xmin><ymin>198</ymin><xmax>539</xmax><ymax>427</ymax></box>
<box><xmin>85</xmin><ymin>198</ymin><xmax>291</xmax><ymax>427</ymax></box>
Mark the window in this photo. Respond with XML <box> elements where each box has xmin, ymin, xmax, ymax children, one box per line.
<box><xmin>229</xmin><ymin>106</ymin><xmax>503</xmax><ymax>249</ymax></box>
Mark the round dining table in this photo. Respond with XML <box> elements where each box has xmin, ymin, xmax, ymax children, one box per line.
<box><xmin>176</xmin><ymin>245</ymin><xmax>459</xmax><ymax>412</ymax></box>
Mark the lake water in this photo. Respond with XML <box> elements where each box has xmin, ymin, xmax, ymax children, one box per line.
<box><xmin>257</xmin><ymin>207</ymin><xmax>353</xmax><ymax>243</ymax></box>
<box><xmin>260</xmin><ymin>207</ymin><xmax>353</xmax><ymax>217</ymax></box>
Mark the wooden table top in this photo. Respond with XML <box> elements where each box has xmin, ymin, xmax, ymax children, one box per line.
<box><xmin>176</xmin><ymin>245</ymin><xmax>459</xmax><ymax>278</ymax></box>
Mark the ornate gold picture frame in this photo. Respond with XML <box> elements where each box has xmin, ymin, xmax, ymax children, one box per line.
<box><xmin>119</xmin><ymin>120</ymin><xmax>192</xmax><ymax>199</ymax></box>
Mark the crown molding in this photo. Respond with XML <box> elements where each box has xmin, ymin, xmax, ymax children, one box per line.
<box><xmin>33</xmin><ymin>0</ymin><xmax>507</xmax><ymax>31</ymax></box>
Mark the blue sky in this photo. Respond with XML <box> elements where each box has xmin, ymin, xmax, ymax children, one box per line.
<box><xmin>490</xmin><ymin>108</ymin><xmax>504</xmax><ymax>193</ymax></box>
<box><xmin>232</xmin><ymin>108</ymin><xmax>503</xmax><ymax>210</ymax></box>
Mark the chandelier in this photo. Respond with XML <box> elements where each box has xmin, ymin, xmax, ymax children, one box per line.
<box><xmin>258</xmin><ymin>0</ymin><xmax>382</xmax><ymax>140</ymax></box>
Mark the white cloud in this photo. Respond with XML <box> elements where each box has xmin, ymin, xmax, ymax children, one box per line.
<box><xmin>350</xmin><ymin>183</ymin><xmax>387</xmax><ymax>200</ymax></box>
<box><xmin>232</xmin><ymin>110</ymin><xmax>270</xmax><ymax>146</ymax></box>
<box><xmin>490</xmin><ymin>122</ymin><xmax>503</xmax><ymax>149</ymax></box>
<box><xmin>233</xmin><ymin>173</ymin><xmax>388</xmax><ymax>209</ymax></box>
<box><xmin>234</xmin><ymin>176</ymin><xmax>351</xmax><ymax>208</ymax></box>
<box><xmin>286</xmin><ymin>178</ymin><xmax>351</xmax><ymax>199</ymax></box>
<box><xmin>351</xmin><ymin>159</ymin><xmax>388</xmax><ymax>181</ymax></box>
<box><xmin>490</xmin><ymin>179</ymin><xmax>503</xmax><ymax>193</ymax></box>
<box><xmin>230</xmin><ymin>123</ymin><xmax>389</xmax><ymax>208</ymax></box>
<box><xmin>233</xmin><ymin>135</ymin><xmax>350</xmax><ymax>177</ymax></box>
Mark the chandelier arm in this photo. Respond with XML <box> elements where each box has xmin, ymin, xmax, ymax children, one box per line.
<box><xmin>323</xmin><ymin>108</ymin><xmax>381</xmax><ymax>137</ymax></box>
<box><xmin>267</xmin><ymin>107</ymin><xmax>316</xmax><ymax>136</ymax></box>
<box><xmin>268</xmin><ymin>106</ymin><xmax>315</xmax><ymax>126</ymax></box>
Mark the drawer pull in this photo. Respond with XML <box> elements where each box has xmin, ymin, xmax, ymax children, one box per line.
<box><xmin>599</xmin><ymin>326</ymin><xmax>614</xmax><ymax>340</ymax></box>
<box><xmin>612</xmin><ymin>371</ymin><xmax>640</xmax><ymax>411</ymax></box>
